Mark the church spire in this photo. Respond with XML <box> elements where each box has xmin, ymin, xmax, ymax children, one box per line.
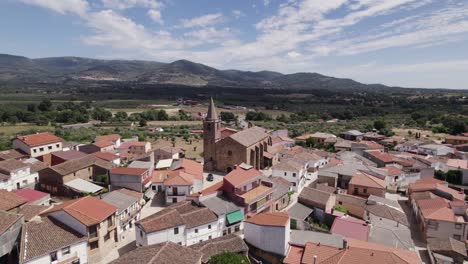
<box><xmin>206</xmin><ymin>97</ymin><xmax>218</xmax><ymax>120</ymax></box>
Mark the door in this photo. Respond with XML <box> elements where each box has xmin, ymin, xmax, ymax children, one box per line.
<box><xmin>16</xmin><ymin>182</ymin><xmax>20</xmax><ymax>189</ymax></box>
<box><xmin>173</xmin><ymin>187</ymin><xmax>178</xmax><ymax>195</ymax></box>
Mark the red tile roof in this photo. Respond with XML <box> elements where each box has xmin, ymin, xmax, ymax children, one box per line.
<box><xmin>350</xmin><ymin>172</ymin><xmax>386</xmax><ymax>189</ymax></box>
<box><xmin>93</xmin><ymin>140</ymin><xmax>114</xmax><ymax>148</ymax></box>
<box><xmin>283</xmin><ymin>245</ymin><xmax>304</xmax><ymax>264</ymax></box>
<box><xmin>365</xmin><ymin>150</ymin><xmax>394</xmax><ymax>163</ymax></box>
<box><xmin>0</xmin><ymin>190</ymin><xmax>27</xmax><ymax>211</ymax></box>
<box><xmin>13</xmin><ymin>189</ymin><xmax>49</xmax><ymax>203</ymax></box>
<box><xmin>164</xmin><ymin>171</ymin><xmax>194</xmax><ymax>186</ymax></box>
<box><xmin>51</xmin><ymin>150</ymin><xmax>87</xmax><ymax>161</ymax></box>
<box><xmin>92</xmin><ymin>151</ymin><xmax>120</xmax><ymax>161</ymax></box>
<box><xmin>15</xmin><ymin>132</ymin><xmax>63</xmax><ymax>147</ymax></box>
<box><xmin>224</xmin><ymin>166</ymin><xmax>263</xmax><ymax>187</ymax></box>
<box><xmin>360</xmin><ymin>140</ymin><xmax>385</xmax><ymax>150</ymax></box>
<box><xmin>42</xmin><ymin>196</ymin><xmax>117</xmax><ymax>226</ymax></box>
<box><xmin>111</xmin><ymin>167</ymin><xmax>147</xmax><ymax>176</ymax></box>
<box><xmin>187</xmin><ymin>181</ymin><xmax>223</xmax><ymax>198</ymax></box>
<box><xmin>95</xmin><ymin>134</ymin><xmax>120</xmax><ymax>142</ymax></box>
<box><xmin>245</xmin><ymin>212</ymin><xmax>289</xmax><ymax>227</ymax></box>
<box><xmin>152</xmin><ymin>170</ymin><xmax>168</xmax><ymax>183</ymax></box>
<box><xmin>171</xmin><ymin>159</ymin><xmax>203</xmax><ymax>180</ymax></box>
<box><xmin>331</xmin><ymin>217</ymin><xmax>369</xmax><ymax>241</ymax></box>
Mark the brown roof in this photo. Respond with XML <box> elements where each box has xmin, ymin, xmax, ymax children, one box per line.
<box><xmin>51</xmin><ymin>150</ymin><xmax>87</xmax><ymax>161</ymax></box>
<box><xmin>416</xmin><ymin>198</ymin><xmax>460</xmax><ymax>222</ymax></box>
<box><xmin>180</xmin><ymin>207</ymin><xmax>218</xmax><ymax>228</ymax></box>
<box><xmin>427</xmin><ymin>237</ymin><xmax>467</xmax><ymax>257</ymax></box>
<box><xmin>92</xmin><ymin>151</ymin><xmax>120</xmax><ymax>161</ymax></box>
<box><xmin>240</xmin><ymin>185</ymin><xmax>273</xmax><ymax>204</ymax></box>
<box><xmin>206</xmin><ymin>97</ymin><xmax>218</xmax><ymax>121</ymax></box>
<box><xmin>0</xmin><ymin>159</ymin><xmax>28</xmax><ymax>173</ymax></box>
<box><xmin>111</xmin><ymin>167</ymin><xmax>147</xmax><ymax>176</ymax></box>
<box><xmin>299</xmin><ymin>187</ymin><xmax>333</xmax><ymax>209</ymax></box>
<box><xmin>408</xmin><ymin>180</ymin><xmax>464</xmax><ymax>201</ymax></box>
<box><xmin>170</xmin><ymin>159</ymin><xmax>203</xmax><ymax>180</ymax></box>
<box><xmin>95</xmin><ymin>134</ymin><xmax>120</xmax><ymax>142</ymax></box>
<box><xmin>164</xmin><ymin>171</ymin><xmax>194</xmax><ymax>186</ymax></box>
<box><xmin>0</xmin><ymin>149</ymin><xmax>28</xmax><ymax>160</ymax></box>
<box><xmin>136</xmin><ymin>209</ymin><xmax>185</xmax><ymax>233</ymax></box>
<box><xmin>229</xmin><ymin>126</ymin><xmax>269</xmax><ymax>147</ymax></box>
<box><xmin>152</xmin><ymin>169</ymin><xmax>168</xmax><ymax>183</ymax></box>
<box><xmin>365</xmin><ymin>204</ymin><xmax>409</xmax><ymax>226</ymax></box>
<box><xmin>336</xmin><ymin>194</ymin><xmax>367</xmax><ymax>207</ymax></box>
<box><xmin>224</xmin><ymin>166</ymin><xmax>263</xmax><ymax>187</ymax></box>
<box><xmin>115</xmin><ymin>188</ymin><xmax>143</xmax><ymax>199</ymax></box>
<box><xmin>272</xmin><ymin>160</ymin><xmax>304</xmax><ymax>172</ymax></box>
<box><xmin>0</xmin><ymin>190</ymin><xmax>27</xmax><ymax>211</ymax></box>
<box><xmin>0</xmin><ymin>210</ymin><xmax>22</xmax><ymax>234</ymax></box>
<box><xmin>187</xmin><ymin>181</ymin><xmax>223</xmax><ymax>198</ymax></box>
<box><xmin>42</xmin><ymin>196</ymin><xmax>117</xmax><ymax>226</ymax></box>
<box><xmin>315</xmin><ymin>183</ymin><xmax>336</xmax><ymax>194</ymax></box>
<box><xmin>350</xmin><ymin>172</ymin><xmax>386</xmax><ymax>189</ymax></box>
<box><xmin>364</xmin><ymin>150</ymin><xmax>395</xmax><ymax>163</ymax></box>
<box><xmin>18</xmin><ymin>204</ymin><xmax>51</xmax><ymax>221</ymax></box>
<box><xmin>111</xmin><ymin>241</ymin><xmax>202</xmax><ymax>264</ymax></box>
<box><xmin>359</xmin><ymin>141</ymin><xmax>385</xmax><ymax>150</ymax></box>
<box><xmin>93</xmin><ymin>140</ymin><xmax>114</xmax><ymax>148</ymax></box>
<box><xmin>15</xmin><ymin>132</ymin><xmax>63</xmax><ymax>147</ymax></box>
<box><xmin>20</xmin><ymin>217</ymin><xmax>86</xmax><ymax>263</ymax></box>
<box><xmin>189</xmin><ymin>234</ymin><xmax>248</xmax><ymax>263</ymax></box>
<box><xmin>245</xmin><ymin>212</ymin><xmax>289</xmax><ymax>227</ymax></box>
<box><xmin>50</xmin><ymin>155</ymin><xmax>112</xmax><ymax>175</ymax></box>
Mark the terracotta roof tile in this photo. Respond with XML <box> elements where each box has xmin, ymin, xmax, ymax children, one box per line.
<box><xmin>170</xmin><ymin>159</ymin><xmax>203</xmax><ymax>180</ymax></box>
<box><xmin>18</xmin><ymin>204</ymin><xmax>51</xmax><ymax>221</ymax></box>
<box><xmin>189</xmin><ymin>234</ymin><xmax>248</xmax><ymax>263</ymax></box>
<box><xmin>245</xmin><ymin>212</ymin><xmax>289</xmax><ymax>227</ymax></box>
<box><xmin>92</xmin><ymin>151</ymin><xmax>120</xmax><ymax>161</ymax></box>
<box><xmin>95</xmin><ymin>134</ymin><xmax>120</xmax><ymax>142</ymax></box>
<box><xmin>331</xmin><ymin>217</ymin><xmax>369</xmax><ymax>241</ymax></box>
<box><xmin>350</xmin><ymin>172</ymin><xmax>386</xmax><ymax>189</ymax></box>
<box><xmin>224</xmin><ymin>166</ymin><xmax>263</xmax><ymax>187</ymax></box>
<box><xmin>229</xmin><ymin>126</ymin><xmax>269</xmax><ymax>147</ymax></box>
<box><xmin>364</xmin><ymin>150</ymin><xmax>395</xmax><ymax>163</ymax></box>
<box><xmin>15</xmin><ymin>132</ymin><xmax>63</xmax><ymax>147</ymax></box>
<box><xmin>51</xmin><ymin>150</ymin><xmax>87</xmax><ymax>161</ymax></box>
<box><xmin>13</xmin><ymin>189</ymin><xmax>49</xmax><ymax>203</ymax></box>
<box><xmin>187</xmin><ymin>181</ymin><xmax>223</xmax><ymax>198</ymax></box>
<box><xmin>0</xmin><ymin>190</ymin><xmax>27</xmax><ymax>211</ymax></box>
<box><xmin>299</xmin><ymin>187</ymin><xmax>333</xmax><ymax>209</ymax></box>
<box><xmin>0</xmin><ymin>210</ymin><xmax>22</xmax><ymax>235</ymax></box>
<box><xmin>93</xmin><ymin>140</ymin><xmax>114</xmax><ymax>148</ymax></box>
<box><xmin>283</xmin><ymin>244</ymin><xmax>304</xmax><ymax>264</ymax></box>
<box><xmin>164</xmin><ymin>171</ymin><xmax>194</xmax><ymax>186</ymax></box>
<box><xmin>152</xmin><ymin>169</ymin><xmax>168</xmax><ymax>183</ymax></box>
<box><xmin>111</xmin><ymin>167</ymin><xmax>147</xmax><ymax>176</ymax></box>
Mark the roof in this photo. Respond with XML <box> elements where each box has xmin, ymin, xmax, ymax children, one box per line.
<box><xmin>366</xmin><ymin>204</ymin><xmax>409</xmax><ymax>226</ymax></box>
<box><xmin>416</xmin><ymin>198</ymin><xmax>460</xmax><ymax>222</ymax></box>
<box><xmin>13</xmin><ymin>189</ymin><xmax>49</xmax><ymax>203</ymax></box>
<box><xmin>101</xmin><ymin>189</ymin><xmax>140</xmax><ymax>214</ymax></box>
<box><xmin>269</xmin><ymin>176</ymin><xmax>293</xmax><ymax>200</ymax></box>
<box><xmin>408</xmin><ymin>180</ymin><xmax>464</xmax><ymax>201</ymax></box>
<box><xmin>287</xmin><ymin>203</ymin><xmax>314</xmax><ymax>221</ymax></box>
<box><xmin>170</xmin><ymin>159</ymin><xmax>203</xmax><ymax>180</ymax></box>
<box><xmin>315</xmin><ymin>183</ymin><xmax>336</xmax><ymax>194</ymax></box>
<box><xmin>111</xmin><ymin>167</ymin><xmax>147</xmax><ymax>176</ymax></box>
<box><xmin>290</xmin><ymin>230</ymin><xmax>344</xmax><ymax>248</ymax></box>
<box><xmin>181</xmin><ymin>207</ymin><xmax>218</xmax><ymax>228</ymax></box>
<box><xmin>155</xmin><ymin>159</ymin><xmax>172</xmax><ymax>169</ymax></box>
<box><xmin>187</xmin><ymin>181</ymin><xmax>223</xmax><ymax>198</ymax></box>
<box><xmin>51</xmin><ymin>155</ymin><xmax>112</xmax><ymax>176</ymax></box>
<box><xmin>427</xmin><ymin>237</ymin><xmax>467</xmax><ymax>257</ymax></box>
<box><xmin>342</xmin><ymin>130</ymin><xmax>364</xmax><ymax>136</ymax></box>
<box><xmin>20</xmin><ymin>217</ymin><xmax>86</xmax><ymax>264</ymax></box>
<box><xmin>0</xmin><ymin>210</ymin><xmax>22</xmax><ymax>235</ymax></box>
<box><xmin>0</xmin><ymin>149</ymin><xmax>28</xmax><ymax>160</ymax></box>
<box><xmin>93</xmin><ymin>140</ymin><xmax>114</xmax><ymax>148</ymax></box>
<box><xmin>367</xmin><ymin>214</ymin><xmax>413</xmax><ymax>250</ymax></box>
<box><xmin>283</xmin><ymin>244</ymin><xmax>305</xmax><ymax>264</ymax></box>
<box><xmin>22</xmin><ymin>158</ymin><xmax>47</xmax><ymax>173</ymax></box>
<box><xmin>298</xmin><ymin>187</ymin><xmax>333</xmax><ymax>209</ymax></box>
<box><xmin>95</xmin><ymin>134</ymin><xmax>120</xmax><ymax>142</ymax></box>
<box><xmin>18</xmin><ymin>204</ymin><xmax>51</xmax><ymax>221</ymax></box>
<box><xmin>0</xmin><ymin>190</ymin><xmax>27</xmax><ymax>211</ymax></box>
<box><xmin>240</xmin><ymin>185</ymin><xmax>273</xmax><ymax>204</ymax></box>
<box><xmin>51</xmin><ymin>150</ymin><xmax>87</xmax><ymax>161</ymax></box>
<box><xmin>364</xmin><ymin>150</ymin><xmax>395</xmax><ymax>163</ymax></box>
<box><xmin>189</xmin><ymin>234</ymin><xmax>248</xmax><ymax>263</ymax></box>
<box><xmin>64</xmin><ymin>178</ymin><xmax>104</xmax><ymax>194</ymax></box>
<box><xmin>206</xmin><ymin>97</ymin><xmax>218</xmax><ymax>121</ymax></box>
<box><xmin>163</xmin><ymin>171</ymin><xmax>194</xmax><ymax>186</ymax></box>
<box><xmin>111</xmin><ymin>241</ymin><xmax>202</xmax><ymax>264</ymax></box>
<box><xmin>245</xmin><ymin>212</ymin><xmax>289</xmax><ymax>227</ymax></box>
<box><xmin>200</xmin><ymin>195</ymin><xmax>242</xmax><ymax>216</ymax></box>
<box><xmin>336</xmin><ymin>194</ymin><xmax>367</xmax><ymax>207</ymax></box>
<box><xmin>92</xmin><ymin>151</ymin><xmax>120</xmax><ymax>161</ymax></box>
<box><xmin>331</xmin><ymin>217</ymin><xmax>369</xmax><ymax>241</ymax></box>
<box><xmin>15</xmin><ymin>132</ymin><xmax>63</xmax><ymax>147</ymax></box>
<box><xmin>358</xmin><ymin>140</ymin><xmax>385</xmax><ymax>150</ymax></box>
<box><xmin>0</xmin><ymin>159</ymin><xmax>28</xmax><ymax>173</ymax></box>
<box><xmin>42</xmin><ymin>196</ymin><xmax>117</xmax><ymax>226</ymax></box>
<box><xmin>152</xmin><ymin>169</ymin><xmax>168</xmax><ymax>183</ymax></box>
<box><xmin>129</xmin><ymin>160</ymin><xmax>153</xmax><ymax>169</ymax></box>
<box><xmin>224</xmin><ymin>166</ymin><xmax>263</xmax><ymax>187</ymax></box>
<box><xmin>446</xmin><ymin>159</ymin><xmax>468</xmax><ymax>169</ymax></box>
<box><xmin>272</xmin><ymin>160</ymin><xmax>304</xmax><ymax>172</ymax></box>
<box><xmin>229</xmin><ymin>126</ymin><xmax>269</xmax><ymax>147</ymax></box>
<box><xmin>350</xmin><ymin>172</ymin><xmax>386</xmax><ymax>189</ymax></box>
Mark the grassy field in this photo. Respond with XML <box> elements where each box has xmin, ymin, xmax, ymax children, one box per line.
<box><xmin>393</xmin><ymin>128</ymin><xmax>448</xmax><ymax>143</ymax></box>
<box><xmin>0</xmin><ymin>124</ymin><xmax>54</xmax><ymax>136</ymax></box>
<box><xmin>151</xmin><ymin>136</ymin><xmax>203</xmax><ymax>159</ymax></box>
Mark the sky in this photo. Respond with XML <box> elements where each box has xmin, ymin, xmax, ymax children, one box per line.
<box><xmin>1</xmin><ymin>0</ymin><xmax>468</xmax><ymax>89</ymax></box>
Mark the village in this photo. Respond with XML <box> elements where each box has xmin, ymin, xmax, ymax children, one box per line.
<box><xmin>0</xmin><ymin>98</ymin><xmax>468</xmax><ymax>264</ymax></box>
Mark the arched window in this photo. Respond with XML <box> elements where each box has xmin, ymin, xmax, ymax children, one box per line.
<box><xmin>227</xmin><ymin>150</ymin><xmax>232</xmax><ymax>156</ymax></box>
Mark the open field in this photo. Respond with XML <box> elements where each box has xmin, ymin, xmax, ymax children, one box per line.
<box><xmin>392</xmin><ymin>128</ymin><xmax>449</xmax><ymax>143</ymax></box>
<box><xmin>151</xmin><ymin>136</ymin><xmax>203</xmax><ymax>159</ymax></box>
<box><xmin>147</xmin><ymin>120</ymin><xmax>202</xmax><ymax>126</ymax></box>
<box><xmin>0</xmin><ymin>124</ymin><xmax>54</xmax><ymax>136</ymax></box>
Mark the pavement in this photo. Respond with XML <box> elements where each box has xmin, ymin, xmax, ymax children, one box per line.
<box><xmin>202</xmin><ymin>171</ymin><xmax>225</xmax><ymax>189</ymax></box>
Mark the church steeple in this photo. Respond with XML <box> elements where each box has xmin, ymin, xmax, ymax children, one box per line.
<box><xmin>206</xmin><ymin>97</ymin><xmax>218</xmax><ymax>121</ymax></box>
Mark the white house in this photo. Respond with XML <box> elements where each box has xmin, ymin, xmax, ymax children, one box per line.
<box><xmin>200</xmin><ymin>195</ymin><xmax>245</xmax><ymax>236</ymax></box>
<box><xmin>19</xmin><ymin>217</ymin><xmax>88</xmax><ymax>264</ymax></box>
<box><xmin>12</xmin><ymin>132</ymin><xmax>63</xmax><ymax>158</ymax></box>
<box><xmin>0</xmin><ymin>159</ymin><xmax>38</xmax><ymax>191</ymax></box>
<box><xmin>244</xmin><ymin>212</ymin><xmax>290</xmax><ymax>256</ymax></box>
<box><xmin>135</xmin><ymin>201</ymin><xmax>219</xmax><ymax>247</ymax></box>
<box><xmin>271</xmin><ymin>160</ymin><xmax>307</xmax><ymax>192</ymax></box>
<box><xmin>418</xmin><ymin>144</ymin><xmax>454</xmax><ymax>156</ymax></box>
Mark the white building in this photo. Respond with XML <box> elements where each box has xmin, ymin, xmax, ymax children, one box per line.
<box><xmin>244</xmin><ymin>212</ymin><xmax>290</xmax><ymax>256</ymax></box>
<box><xmin>12</xmin><ymin>132</ymin><xmax>63</xmax><ymax>158</ymax></box>
<box><xmin>135</xmin><ymin>201</ymin><xmax>219</xmax><ymax>247</ymax></box>
<box><xmin>418</xmin><ymin>144</ymin><xmax>454</xmax><ymax>156</ymax></box>
<box><xmin>19</xmin><ymin>217</ymin><xmax>88</xmax><ymax>264</ymax></box>
<box><xmin>0</xmin><ymin>159</ymin><xmax>38</xmax><ymax>191</ymax></box>
<box><xmin>271</xmin><ymin>160</ymin><xmax>307</xmax><ymax>192</ymax></box>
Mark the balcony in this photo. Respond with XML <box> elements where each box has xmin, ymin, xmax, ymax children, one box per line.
<box><xmin>88</xmin><ymin>231</ymin><xmax>99</xmax><ymax>242</ymax></box>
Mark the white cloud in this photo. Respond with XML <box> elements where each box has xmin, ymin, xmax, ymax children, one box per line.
<box><xmin>147</xmin><ymin>9</ymin><xmax>163</xmax><ymax>24</ymax></box>
<box><xmin>19</xmin><ymin>0</ymin><xmax>89</xmax><ymax>16</ymax></box>
<box><xmin>178</xmin><ymin>13</ymin><xmax>224</xmax><ymax>28</ymax></box>
<box><xmin>184</xmin><ymin>27</ymin><xmax>233</xmax><ymax>43</ymax></box>
<box><xmin>232</xmin><ymin>10</ymin><xmax>245</xmax><ymax>19</ymax></box>
<box><xmin>100</xmin><ymin>0</ymin><xmax>161</xmax><ymax>10</ymax></box>
<box><xmin>263</xmin><ymin>0</ymin><xmax>271</xmax><ymax>6</ymax></box>
<box><xmin>286</xmin><ymin>51</ymin><xmax>301</xmax><ymax>58</ymax></box>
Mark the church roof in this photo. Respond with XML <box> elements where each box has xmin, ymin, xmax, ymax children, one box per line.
<box><xmin>206</xmin><ymin>97</ymin><xmax>218</xmax><ymax>121</ymax></box>
<box><xmin>229</xmin><ymin>126</ymin><xmax>269</xmax><ymax>147</ymax></box>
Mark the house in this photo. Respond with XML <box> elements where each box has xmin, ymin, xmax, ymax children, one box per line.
<box><xmin>154</xmin><ymin>146</ymin><xmax>184</xmax><ymax>160</ymax></box>
<box><xmin>0</xmin><ymin>189</ymin><xmax>27</xmax><ymax>213</ymax></box>
<box><xmin>111</xmin><ymin>241</ymin><xmax>202</xmax><ymax>264</ymax></box>
<box><xmin>203</xmin><ymin>98</ymin><xmax>276</xmax><ymax>172</ymax></box>
<box><xmin>340</xmin><ymin>130</ymin><xmax>364</xmax><ymax>141</ymax></box>
<box><xmin>129</xmin><ymin>141</ymin><xmax>152</xmax><ymax>155</ymax></box>
<box><xmin>0</xmin><ymin>149</ymin><xmax>28</xmax><ymax>161</ymax></box>
<box><xmin>101</xmin><ymin>188</ymin><xmax>143</xmax><ymax>241</ymax></box>
<box><xmin>49</xmin><ymin>150</ymin><xmax>88</xmax><ymax>166</ymax></box>
<box><xmin>271</xmin><ymin>160</ymin><xmax>307</xmax><ymax>192</ymax></box>
<box><xmin>272</xmin><ymin>135</ymin><xmax>295</xmax><ymax>148</ymax></box>
<box><xmin>268</xmin><ymin>177</ymin><xmax>293</xmax><ymax>212</ymax></box>
<box><xmin>298</xmin><ymin>187</ymin><xmax>335</xmax><ymax>221</ymax></box>
<box><xmin>0</xmin><ymin>211</ymin><xmax>23</xmax><ymax>260</ymax></box>
<box><xmin>445</xmin><ymin>159</ymin><xmax>468</xmax><ymax>185</ymax></box>
<box><xmin>0</xmin><ymin>159</ymin><xmax>38</xmax><ymax>190</ymax></box>
<box><xmin>352</xmin><ymin>140</ymin><xmax>385</xmax><ymax>154</ymax></box>
<box><xmin>319</xmin><ymin>162</ymin><xmax>370</xmax><ymax>189</ymax></box>
<box><xmin>362</xmin><ymin>150</ymin><xmax>395</xmax><ymax>167</ymax></box>
<box><xmin>189</xmin><ymin>234</ymin><xmax>249</xmax><ymax>264</ymax></box>
<box><xmin>284</xmin><ymin>238</ymin><xmax>420</xmax><ymax>264</ymax></box>
<box><xmin>18</xmin><ymin>204</ymin><xmax>51</xmax><ymax>222</ymax></box>
<box><xmin>330</xmin><ymin>216</ymin><xmax>369</xmax><ymax>241</ymax></box>
<box><xmin>335</xmin><ymin>194</ymin><xmax>367</xmax><ymax>218</ymax></box>
<box><xmin>13</xmin><ymin>188</ymin><xmax>50</xmax><ymax>205</ymax></box>
<box><xmin>164</xmin><ymin>170</ymin><xmax>203</xmax><ymax>204</ymax></box>
<box><xmin>129</xmin><ymin>160</ymin><xmax>154</xmax><ymax>172</ymax></box>
<box><xmin>41</xmin><ymin>196</ymin><xmax>118</xmax><ymax>262</ymax></box>
<box><xmin>427</xmin><ymin>237</ymin><xmax>467</xmax><ymax>264</ymax></box>
<box><xmin>348</xmin><ymin>172</ymin><xmax>386</xmax><ymax>198</ymax></box>
<box><xmin>244</xmin><ymin>212</ymin><xmax>290</xmax><ymax>258</ymax></box>
<box><xmin>63</xmin><ymin>178</ymin><xmax>104</xmax><ymax>196</ymax></box>
<box><xmin>38</xmin><ymin>155</ymin><xmax>112</xmax><ymax>196</ymax></box>
<box><xmin>95</xmin><ymin>134</ymin><xmax>121</xmax><ymax>148</ymax></box>
<box><xmin>418</xmin><ymin>144</ymin><xmax>454</xmax><ymax>156</ymax></box>
<box><xmin>79</xmin><ymin>141</ymin><xmax>115</xmax><ymax>154</ymax></box>
<box><xmin>363</xmin><ymin>132</ymin><xmax>386</xmax><ymax>142</ymax></box>
<box><xmin>19</xmin><ymin>217</ymin><xmax>88</xmax><ymax>264</ymax></box>
<box><xmin>287</xmin><ymin>203</ymin><xmax>314</xmax><ymax>227</ymax></box>
<box><xmin>135</xmin><ymin>201</ymin><xmax>219</xmax><ymax>247</ymax></box>
<box><xmin>223</xmin><ymin>164</ymin><xmax>274</xmax><ymax>217</ymax></box>
<box><xmin>333</xmin><ymin>139</ymin><xmax>353</xmax><ymax>151</ymax></box>
<box><xmin>309</xmin><ymin>132</ymin><xmax>337</xmax><ymax>144</ymax></box>
<box><xmin>200</xmin><ymin>195</ymin><xmax>244</xmax><ymax>236</ymax></box>
<box><xmin>445</xmin><ymin>135</ymin><xmax>468</xmax><ymax>145</ymax></box>
<box><xmin>109</xmin><ymin>167</ymin><xmax>152</xmax><ymax>193</ymax></box>
<box><xmin>408</xmin><ymin>178</ymin><xmax>465</xmax><ymax>202</ymax></box>
<box><xmin>92</xmin><ymin>151</ymin><xmax>121</xmax><ymax>166</ymax></box>
<box><xmin>13</xmin><ymin>132</ymin><xmax>63</xmax><ymax>158</ymax></box>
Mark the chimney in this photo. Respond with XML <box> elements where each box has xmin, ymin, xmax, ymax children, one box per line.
<box><xmin>342</xmin><ymin>239</ymin><xmax>348</xmax><ymax>249</ymax></box>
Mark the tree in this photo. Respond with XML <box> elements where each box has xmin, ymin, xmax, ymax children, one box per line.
<box><xmin>38</xmin><ymin>99</ymin><xmax>52</xmax><ymax>111</ymax></box>
<box><xmin>114</xmin><ymin>111</ymin><xmax>128</xmax><ymax>121</ymax></box>
<box><xmin>373</xmin><ymin>119</ymin><xmax>386</xmax><ymax>130</ymax></box>
<box><xmin>139</xmin><ymin>119</ymin><xmax>147</xmax><ymax>127</ymax></box>
<box><xmin>157</xmin><ymin>109</ymin><xmax>169</xmax><ymax>121</ymax></box>
<box><xmin>210</xmin><ymin>252</ymin><xmax>249</xmax><ymax>264</ymax></box>
<box><xmin>27</xmin><ymin>103</ymin><xmax>37</xmax><ymax>112</ymax></box>
<box><xmin>220</xmin><ymin>112</ymin><xmax>236</xmax><ymax>122</ymax></box>
<box><xmin>91</xmin><ymin>108</ymin><xmax>113</xmax><ymax>121</ymax></box>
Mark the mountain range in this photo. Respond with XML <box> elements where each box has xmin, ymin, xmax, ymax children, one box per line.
<box><xmin>0</xmin><ymin>54</ymin><xmax>389</xmax><ymax>90</ymax></box>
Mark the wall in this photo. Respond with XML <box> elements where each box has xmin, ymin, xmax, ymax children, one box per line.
<box><xmin>271</xmin><ymin>168</ymin><xmax>305</xmax><ymax>192</ymax></box>
<box><xmin>24</xmin><ymin>240</ymin><xmax>88</xmax><ymax>264</ymax></box>
<box><xmin>425</xmin><ymin>220</ymin><xmax>468</xmax><ymax>242</ymax></box>
<box><xmin>0</xmin><ymin>215</ymin><xmax>23</xmax><ymax>258</ymax></box>
<box><xmin>244</xmin><ymin>222</ymin><xmax>290</xmax><ymax>256</ymax></box>
<box><xmin>137</xmin><ymin>225</ymin><xmax>186</xmax><ymax>246</ymax></box>
<box><xmin>348</xmin><ymin>184</ymin><xmax>385</xmax><ymax>197</ymax></box>
<box><xmin>185</xmin><ymin>220</ymin><xmax>219</xmax><ymax>246</ymax></box>
<box><xmin>110</xmin><ymin>174</ymin><xmax>143</xmax><ymax>192</ymax></box>
<box><xmin>215</xmin><ymin>138</ymin><xmax>247</xmax><ymax>172</ymax></box>
<box><xmin>13</xmin><ymin>140</ymin><xmax>62</xmax><ymax>158</ymax></box>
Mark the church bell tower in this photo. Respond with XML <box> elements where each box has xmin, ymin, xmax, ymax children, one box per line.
<box><xmin>203</xmin><ymin>97</ymin><xmax>221</xmax><ymax>170</ymax></box>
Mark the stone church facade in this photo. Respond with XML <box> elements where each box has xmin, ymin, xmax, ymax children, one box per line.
<box><xmin>203</xmin><ymin>98</ymin><xmax>277</xmax><ymax>172</ymax></box>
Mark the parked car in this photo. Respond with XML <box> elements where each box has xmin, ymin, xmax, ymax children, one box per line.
<box><xmin>207</xmin><ymin>173</ymin><xmax>214</xmax><ymax>181</ymax></box>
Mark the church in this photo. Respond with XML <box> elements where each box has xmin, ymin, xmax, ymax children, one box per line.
<box><xmin>203</xmin><ymin>98</ymin><xmax>278</xmax><ymax>172</ymax></box>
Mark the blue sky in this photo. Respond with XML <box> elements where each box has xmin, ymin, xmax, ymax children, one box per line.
<box><xmin>1</xmin><ymin>0</ymin><xmax>468</xmax><ymax>89</ymax></box>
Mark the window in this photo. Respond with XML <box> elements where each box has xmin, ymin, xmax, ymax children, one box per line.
<box><xmin>178</xmin><ymin>242</ymin><xmax>182</xmax><ymax>245</ymax></box>
<box><xmin>104</xmin><ymin>233</ymin><xmax>110</xmax><ymax>241</ymax></box>
<box><xmin>354</xmin><ymin>188</ymin><xmax>358</xmax><ymax>193</ymax></box>
<box><xmin>227</xmin><ymin>150</ymin><xmax>232</xmax><ymax>156</ymax></box>
<box><xmin>48</xmin><ymin>146</ymin><xmax>52</xmax><ymax>150</ymax></box>
<box><xmin>235</xmin><ymin>225</ymin><xmax>240</xmax><ymax>232</ymax></box>
<box><xmin>223</xmin><ymin>230</ymin><xmax>227</xmax><ymax>236</ymax></box>
<box><xmin>140</xmin><ymin>230</ymin><xmax>143</xmax><ymax>237</ymax></box>
<box><xmin>90</xmin><ymin>241</ymin><xmax>99</xmax><ymax>250</ymax></box>
<box><xmin>39</xmin><ymin>147</ymin><xmax>44</xmax><ymax>152</ymax></box>
<box><xmin>209</xmin><ymin>235</ymin><xmax>212</xmax><ymax>239</ymax></box>
<box><xmin>293</xmin><ymin>173</ymin><xmax>296</xmax><ymax>177</ymax></box>
<box><xmin>56</xmin><ymin>144</ymin><xmax>60</xmax><ymax>148</ymax></box>
<box><xmin>454</xmin><ymin>234</ymin><xmax>461</xmax><ymax>240</ymax></box>
<box><xmin>89</xmin><ymin>225</ymin><xmax>98</xmax><ymax>238</ymax></box>
<box><xmin>107</xmin><ymin>216</ymin><xmax>113</xmax><ymax>227</ymax></box>
<box><xmin>50</xmin><ymin>251</ymin><xmax>58</xmax><ymax>262</ymax></box>
<box><xmin>174</xmin><ymin>227</ymin><xmax>179</xmax><ymax>234</ymax></box>
<box><xmin>62</xmin><ymin>246</ymin><xmax>71</xmax><ymax>255</ymax></box>
<box><xmin>338</xmin><ymin>201</ymin><xmax>343</xmax><ymax>205</ymax></box>
<box><xmin>284</xmin><ymin>172</ymin><xmax>287</xmax><ymax>176</ymax></box>
<box><xmin>363</xmin><ymin>188</ymin><xmax>367</xmax><ymax>194</ymax></box>
<box><xmin>152</xmin><ymin>185</ymin><xmax>156</xmax><ymax>190</ymax></box>
<box><xmin>33</xmin><ymin>149</ymin><xmax>37</xmax><ymax>153</ymax></box>
<box><xmin>199</xmin><ymin>240</ymin><xmax>203</xmax><ymax>243</ymax></box>
<box><xmin>195</xmin><ymin>228</ymin><xmax>198</xmax><ymax>233</ymax></box>
<box><xmin>208</xmin><ymin>224</ymin><xmax>211</xmax><ymax>229</ymax></box>
<box><xmin>34</xmin><ymin>177</ymin><xmax>38</xmax><ymax>183</ymax></box>
<box><xmin>71</xmin><ymin>260</ymin><xmax>80</xmax><ymax>264</ymax></box>
<box><xmin>455</xmin><ymin>223</ymin><xmax>462</xmax><ymax>229</ymax></box>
